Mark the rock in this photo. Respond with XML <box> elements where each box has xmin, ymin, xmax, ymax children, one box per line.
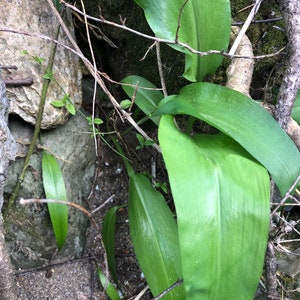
<box><xmin>0</xmin><ymin>0</ymin><xmax>82</xmax><ymax>129</ymax></box>
<box><xmin>4</xmin><ymin>113</ymin><xmax>96</xmax><ymax>269</ymax></box>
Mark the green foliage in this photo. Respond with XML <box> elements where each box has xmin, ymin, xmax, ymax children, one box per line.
<box><xmin>121</xmin><ymin>75</ymin><xmax>163</xmax><ymax>125</ymax></box>
<box><xmin>159</xmin><ymin>116</ymin><xmax>270</xmax><ymax>299</ymax></box>
<box><xmin>117</xmin><ymin>1</ymin><xmax>300</xmax><ymax>299</ymax></box>
<box><xmin>119</xmin><ymin>99</ymin><xmax>132</xmax><ymax>109</ymax></box>
<box><xmin>51</xmin><ymin>93</ymin><xmax>76</xmax><ymax>115</ymax></box>
<box><xmin>292</xmin><ymin>90</ymin><xmax>300</xmax><ymax>124</ymax></box>
<box><xmin>21</xmin><ymin>50</ymin><xmax>45</xmax><ymax>65</ymax></box>
<box><xmin>128</xmin><ymin>171</ymin><xmax>185</xmax><ymax>299</ymax></box>
<box><xmin>155</xmin><ymin>82</ymin><xmax>300</xmax><ymax>196</ymax></box>
<box><xmin>98</xmin><ymin>269</ymin><xmax>121</xmax><ymax>300</ymax></box>
<box><xmin>134</xmin><ymin>0</ymin><xmax>231</xmax><ymax>81</ymax></box>
<box><xmin>135</xmin><ymin>133</ymin><xmax>154</xmax><ymax>150</ymax></box>
<box><xmin>42</xmin><ymin>151</ymin><xmax>68</xmax><ymax>250</ymax></box>
<box><xmin>102</xmin><ymin>206</ymin><xmax>119</xmax><ymax>284</ymax></box>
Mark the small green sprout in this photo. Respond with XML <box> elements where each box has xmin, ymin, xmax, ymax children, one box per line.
<box><xmin>51</xmin><ymin>94</ymin><xmax>75</xmax><ymax>115</ymax></box>
<box><xmin>136</xmin><ymin>133</ymin><xmax>154</xmax><ymax>150</ymax></box>
<box><xmin>120</xmin><ymin>99</ymin><xmax>132</xmax><ymax>109</ymax></box>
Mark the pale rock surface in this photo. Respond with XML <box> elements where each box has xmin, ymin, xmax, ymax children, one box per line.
<box><xmin>4</xmin><ymin>113</ymin><xmax>96</xmax><ymax>269</ymax></box>
<box><xmin>0</xmin><ymin>0</ymin><xmax>81</xmax><ymax>129</ymax></box>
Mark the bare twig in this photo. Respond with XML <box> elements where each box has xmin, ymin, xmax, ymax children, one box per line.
<box><xmin>156</xmin><ymin>42</ymin><xmax>168</xmax><ymax>97</ymax></box>
<box><xmin>58</xmin><ymin>0</ymin><xmax>284</xmax><ymax>61</ymax></box>
<box><xmin>3</xmin><ymin>78</ymin><xmax>33</xmax><ymax>86</ymax></box>
<box><xmin>232</xmin><ymin>17</ymin><xmax>283</xmax><ymax>26</ymax></box>
<box><xmin>46</xmin><ymin>0</ymin><xmax>161</xmax><ymax>152</ymax></box>
<box><xmin>151</xmin><ymin>279</ymin><xmax>183</xmax><ymax>300</ymax></box>
<box><xmin>271</xmin><ymin>174</ymin><xmax>300</xmax><ymax>217</ymax></box>
<box><xmin>264</xmin><ymin>242</ymin><xmax>278</xmax><ymax>297</ymax></box>
<box><xmin>80</xmin><ymin>0</ymin><xmax>98</xmax><ymax>155</ymax></box>
<box><xmin>275</xmin><ymin>0</ymin><xmax>300</xmax><ymax>130</ymax></box>
<box><xmin>140</xmin><ymin>41</ymin><xmax>156</xmax><ymax>61</ymax></box>
<box><xmin>229</xmin><ymin>0</ymin><xmax>262</xmax><ymax>55</ymax></box>
<box><xmin>20</xmin><ymin>197</ymin><xmax>94</xmax><ymax>216</ymax></box>
<box><xmin>0</xmin><ymin>65</ymin><xmax>18</xmax><ymax>70</ymax></box>
<box><xmin>175</xmin><ymin>0</ymin><xmax>189</xmax><ymax>43</ymax></box>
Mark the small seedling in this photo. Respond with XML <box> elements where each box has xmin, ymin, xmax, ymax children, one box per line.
<box><xmin>120</xmin><ymin>99</ymin><xmax>132</xmax><ymax>109</ymax></box>
<box><xmin>21</xmin><ymin>50</ymin><xmax>45</xmax><ymax>65</ymax></box>
<box><xmin>136</xmin><ymin>133</ymin><xmax>154</xmax><ymax>150</ymax></box>
<box><xmin>51</xmin><ymin>93</ymin><xmax>76</xmax><ymax>115</ymax></box>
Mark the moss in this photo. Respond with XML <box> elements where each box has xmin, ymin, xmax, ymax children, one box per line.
<box><xmin>78</xmin><ymin>0</ymin><xmax>186</xmax><ymax>95</ymax></box>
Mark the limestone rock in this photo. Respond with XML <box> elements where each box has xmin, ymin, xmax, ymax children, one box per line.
<box><xmin>0</xmin><ymin>0</ymin><xmax>81</xmax><ymax>129</ymax></box>
<box><xmin>4</xmin><ymin>113</ymin><xmax>96</xmax><ymax>269</ymax></box>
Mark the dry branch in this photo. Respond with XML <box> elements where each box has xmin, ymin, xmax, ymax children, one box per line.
<box><xmin>275</xmin><ymin>0</ymin><xmax>300</xmax><ymax>130</ymax></box>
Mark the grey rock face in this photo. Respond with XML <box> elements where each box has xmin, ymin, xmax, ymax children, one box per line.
<box><xmin>0</xmin><ymin>0</ymin><xmax>82</xmax><ymax>129</ymax></box>
<box><xmin>4</xmin><ymin>113</ymin><xmax>96</xmax><ymax>269</ymax></box>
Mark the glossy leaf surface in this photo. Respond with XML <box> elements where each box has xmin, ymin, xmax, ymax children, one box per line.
<box><xmin>129</xmin><ymin>172</ymin><xmax>185</xmax><ymax>299</ymax></box>
<box><xmin>98</xmin><ymin>269</ymin><xmax>121</xmax><ymax>300</ymax></box>
<box><xmin>134</xmin><ymin>0</ymin><xmax>231</xmax><ymax>81</ymax></box>
<box><xmin>102</xmin><ymin>206</ymin><xmax>119</xmax><ymax>284</ymax></box>
<box><xmin>155</xmin><ymin>82</ymin><xmax>300</xmax><ymax>195</ymax></box>
<box><xmin>121</xmin><ymin>75</ymin><xmax>163</xmax><ymax>125</ymax></box>
<box><xmin>42</xmin><ymin>151</ymin><xmax>68</xmax><ymax>249</ymax></box>
<box><xmin>159</xmin><ymin>115</ymin><xmax>270</xmax><ymax>299</ymax></box>
<box><xmin>292</xmin><ymin>90</ymin><xmax>300</xmax><ymax>124</ymax></box>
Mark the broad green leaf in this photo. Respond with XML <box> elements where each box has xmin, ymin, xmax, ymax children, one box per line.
<box><xmin>155</xmin><ymin>82</ymin><xmax>300</xmax><ymax>195</ymax></box>
<box><xmin>121</xmin><ymin>75</ymin><xmax>163</xmax><ymax>125</ymax></box>
<box><xmin>134</xmin><ymin>0</ymin><xmax>231</xmax><ymax>81</ymax></box>
<box><xmin>292</xmin><ymin>90</ymin><xmax>300</xmax><ymax>124</ymax></box>
<box><xmin>42</xmin><ymin>151</ymin><xmax>68</xmax><ymax>249</ymax></box>
<box><xmin>129</xmin><ymin>172</ymin><xmax>185</xmax><ymax>299</ymax></box>
<box><xmin>102</xmin><ymin>206</ymin><xmax>119</xmax><ymax>284</ymax></box>
<box><xmin>159</xmin><ymin>115</ymin><xmax>270</xmax><ymax>299</ymax></box>
<box><xmin>98</xmin><ymin>269</ymin><xmax>121</xmax><ymax>300</ymax></box>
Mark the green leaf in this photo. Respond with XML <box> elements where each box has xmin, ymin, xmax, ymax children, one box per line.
<box><xmin>129</xmin><ymin>172</ymin><xmax>185</xmax><ymax>299</ymax></box>
<box><xmin>292</xmin><ymin>90</ymin><xmax>300</xmax><ymax>124</ymax></box>
<box><xmin>121</xmin><ymin>75</ymin><xmax>163</xmax><ymax>125</ymax></box>
<box><xmin>134</xmin><ymin>0</ymin><xmax>231</xmax><ymax>81</ymax></box>
<box><xmin>120</xmin><ymin>99</ymin><xmax>132</xmax><ymax>109</ymax></box>
<box><xmin>155</xmin><ymin>82</ymin><xmax>300</xmax><ymax>195</ymax></box>
<box><xmin>43</xmin><ymin>70</ymin><xmax>54</xmax><ymax>80</ymax></box>
<box><xmin>51</xmin><ymin>100</ymin><xmax>66</xmax><ymax>107</ymax></box>
<box><xmin>42</xmin><ymin>151</ymin><xmax>68</xmax><ymax>250</ymax></box>
<box><xmin>159</xmin><ymin>115</ymin><xmax>270</xmax><ymax>299</ymax></box>
<box><xmin>53</xmin><ymin>0</ymin><xmax>63</xmax><ymax>11</ymax></box>
<box><xmin>66</xmin><ymin>102</ymin><xmax>76</xmax><ymax>115</ymax></box>
<box><xmin>102</xmin><ymin>206</ymin><xmax>119</xmax><ymax>284</ymax></box>
<box><xmin>94</xmin><ymin>117</ymin><xmax>104</xmax><ymax>125</ymax></box>
<box><xmin>98</xmin><ymin>269</ymin><xmax>121</xmax><ymax>300</ymax></box>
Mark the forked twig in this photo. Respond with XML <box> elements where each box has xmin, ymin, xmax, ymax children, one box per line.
<box><xmin>59</xmin><ymin>0</ymin><xmax>284</xmax><ymax>61</ymax></box>
<box><xmin>175</xmin><ymin>0</ymin><xmax>189</xmax><ymax>43</ymax></box>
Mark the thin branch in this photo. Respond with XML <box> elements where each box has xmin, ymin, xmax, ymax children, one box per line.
<box><xmin>271</xmin><ymin>174</ymin><xmax>300</xmax><ymax>216</ymax></box>
<box><xmin>46</xmin><ymin>0</ymin><xmax>161</xmax><ymax>152</ymax></box>
<box><xmin>229</xmin><ymin>0</ymin><xmax>263</xmax><ymax>55</ymax></box>
<box><xmin>3</xmin><ymin>16</ymin><xmax>62</xmax><ymax>219</ymax></box>
<box><xmin>80</xmin><ymin>0</ymin><xmax>98</xmax><ymax>155</ymax></box>
<box><xmin>175</xmin><ymin>0</ymin><xmax>189</xmax><ymax>43</ymax></box>
<box><xmin>232</xmin><ymin>17</ymin><xmax>283</xmax><ymax>26</ymax></box>
<box><xmin>19</xmin><ymin>198</ymin><xmax>93</xmax><ymax>218</ymax></box>
<box><xmin>0</xmin><ymin>65</ymin><xmax>18</xmax><ymax>70</ymax></box>
<box><xmin>275</xmin><ymin>0</ymin><xmax>300</xmax><ymax>130</ymax></box>
<box><xmin>151</xmin><ymin>279</ymin><xmax>183</xmax><ymax>300</ymax></box>
<box><xmin>59</xmin><ymin>0</ymin><xmax>284</xmax><ymax>61</ymax></box>
<box><xmin>156</xmin><ymin>42</ymin><xmax>168</xmax><ymax>97</ymax></box>
<box><xmin>3</xmin><ymin>78</ymin><xmax>33</xmax><ymax>86</ymax></box>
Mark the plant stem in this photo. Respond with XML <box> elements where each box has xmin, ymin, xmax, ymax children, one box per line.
<box><xmin>3</xmin><ymin>17</ymin><xmax>62</xmax><ymax>219</ymax></box>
